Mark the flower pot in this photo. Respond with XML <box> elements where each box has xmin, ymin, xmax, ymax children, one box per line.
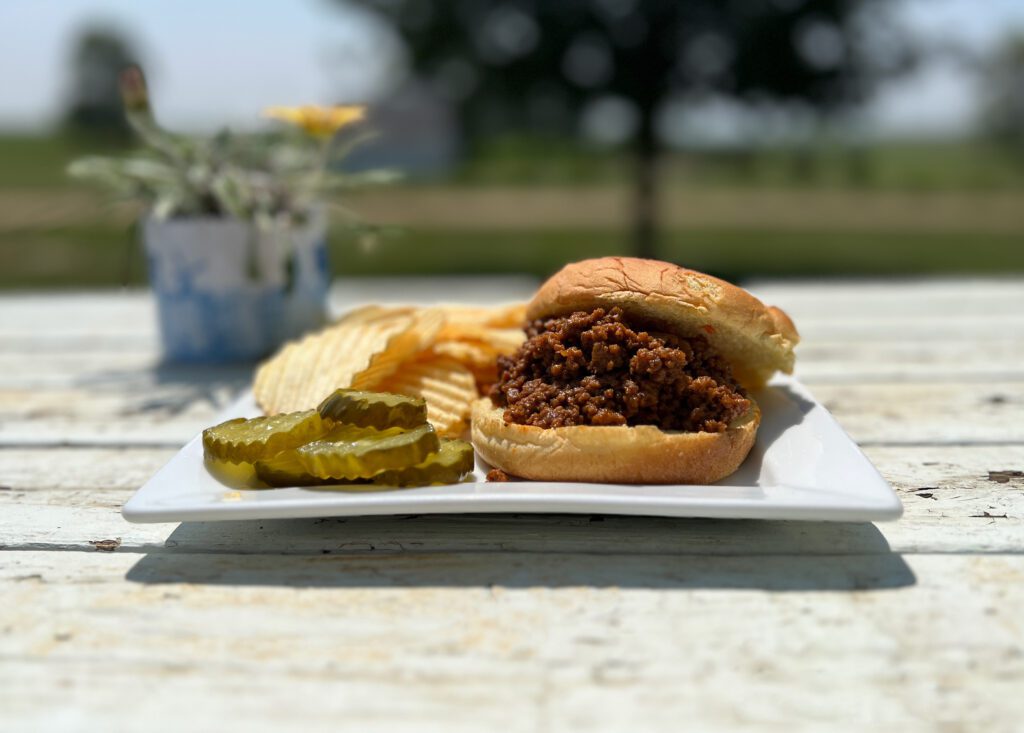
<box><xmin>143</xmin><ymin>211</ymin><xmax>330</xmax><ymax>362</ymax></box>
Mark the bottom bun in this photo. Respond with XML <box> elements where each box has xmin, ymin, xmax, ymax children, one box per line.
<box><xmin>471</xmin><ymin>398</ymin><xmax>760</xmax><ymax>485</ymax></box>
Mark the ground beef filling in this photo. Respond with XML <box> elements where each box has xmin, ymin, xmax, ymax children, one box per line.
<box><xmin>490</xmin><ymin>307</ymin><xmax>750</xmax><ymax>432</ymax></box>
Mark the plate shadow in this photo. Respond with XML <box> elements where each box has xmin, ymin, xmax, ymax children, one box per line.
<box><xmin>126</xmin><ymin>514</ymin><xmax>915</xmax><ymax>591</ymax></box>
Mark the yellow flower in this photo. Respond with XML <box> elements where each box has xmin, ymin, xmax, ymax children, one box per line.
<box><xmin>263</xmin><ymin>105</ymin><xmax>367</xmax><ymax>139</ymax></box>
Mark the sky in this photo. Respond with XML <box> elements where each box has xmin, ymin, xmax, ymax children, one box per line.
<box><xmin>0</xmin><ymin>0</ymin><xmax>396</xmax><ymax>131</ymax></box>
<box><xmin>1</xmin><ymin>0</ymin><xmax>1023</xmax><ymax>139</ymax></box>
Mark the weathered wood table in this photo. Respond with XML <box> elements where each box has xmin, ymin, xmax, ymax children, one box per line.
<box><xmin>2</xmin><ymin>277</ymin><xmax>1022</xmax><ymax>732</ymax></box>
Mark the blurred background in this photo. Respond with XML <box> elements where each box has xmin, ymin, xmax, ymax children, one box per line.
<box><xmin>2</xmin><ymin>0</ymin><xmax>1023</xmax><ymax>287</ymax></box>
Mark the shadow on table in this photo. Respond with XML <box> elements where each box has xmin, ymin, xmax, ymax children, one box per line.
<box><xmin>77</xmin><ymin>361</ymin><xmax>251</xmax><ymax>417</ymax></box>
<box><xmin>125</xmin><ymin>515</ymin><xmax>915</xmax><ymax>591</ymax></box>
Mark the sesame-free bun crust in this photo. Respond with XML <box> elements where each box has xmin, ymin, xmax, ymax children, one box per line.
<box><xmin>471</xmin><ymin>398</ymin><xmax>760</xmax><ymax>485</ymax></box>
<box><xmin>527</xmin><ymin>257</ymin><xmax>798</xmax><ymax>389</ymax></box>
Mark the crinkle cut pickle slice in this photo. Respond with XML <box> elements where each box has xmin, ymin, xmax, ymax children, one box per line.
<box><xmin>283</xmin><ymin>423</ymin><xmax>441</xmax><ymax>480</ymax></box>
<box><xmin>255</xmin><ymin>438</ymin><xmax>475</xmax><ymax>489</ymax></box>
<box><xmin>202</xmin><ymin>410</ymin><xmax>327</xmax><ymax>464</ymax></box>
<box><xmin>318</xmin><ymin>389</ymin><xmax>428</xmax><ymax>430</ymax></box>
<box><xmin>371</xmin><ymin>439</ymin><xmax>475</xmax><ymax>487</ymax></box>
<box><xmin>253</xmin><ymin>450</ymin><xmax>325</xmax><ymax>487</ymax></box>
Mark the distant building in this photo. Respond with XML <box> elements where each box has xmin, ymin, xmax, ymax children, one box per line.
<box><xmin>341</xmin><ymin>80</ymin><xmax>460</xmax><ymax>177</ymax></box>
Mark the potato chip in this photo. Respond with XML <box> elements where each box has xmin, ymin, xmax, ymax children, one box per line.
<box><xmin>255</xmin><ymin>307</ymin><xmax>432</xmax><ymax>414</ymax></box>
<box><xmin>342</xmin><ymin>304</ymin><xmax>415</xmax><ymax>325</ymax></box>
<box><xmin>376</xmin><ymin>354</ymin><xmax>479</xmax><ymax>437</ymax></box>
<box><xmin>255</xmin><ymin>301</ymin><xmax>526</xmax><ymax>432</ymax></box>
<box><xmin>433</xmin><ymin>302</ymin><xmax>526</xmax><ymax>329</ymax></box>
<box><xmin>432</xmin><ymin>339</ymin><xmax>498</xmax><ymax>370</ymax></box>
<box><xmin>436</xmin><ymin>324</ymin><xmax>524</xmax><ymax>353</ymax></box>
<box><xmin>351</xmin><ymin>306</ymin><xmax>446</xmax><ymax>389</ymax></box>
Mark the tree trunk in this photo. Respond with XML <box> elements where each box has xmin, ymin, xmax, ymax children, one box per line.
<box><xmin>632</xmin><ymin>107</ymin><xmax>659</xmax><ymax>260</ymax></box>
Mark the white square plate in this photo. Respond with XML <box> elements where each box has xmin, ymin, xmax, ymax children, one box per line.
<box><xmin>123</xmin><ymin>375</ymin><xmax>902</xmax><ymax>524</ymax></box>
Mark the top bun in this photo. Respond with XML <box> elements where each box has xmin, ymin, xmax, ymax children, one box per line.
<box><xmin>527</xmin><ymin>257</ymin><xmax>798</xmax><ymax>389</ymax></box>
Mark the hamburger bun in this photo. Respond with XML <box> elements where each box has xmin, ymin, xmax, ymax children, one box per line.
<box><xmin>527</xmin><ymin>256</ymin><xmax>798</xmax><ymax>390</ymax></box>
<box><xmin>472</xmin><ymin>397</ymin><xmax>760</xmax><ymax>484</ymax></box>
<box><xmin>471</xmin><ymin>257</ymin><xmax>796</xmax><ymax>484</ymax></box>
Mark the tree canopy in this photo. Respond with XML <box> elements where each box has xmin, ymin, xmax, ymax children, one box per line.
<box><xmin>63</xmin><ymin>28</ymin><xmax>140</xmax><ymax>141</ymax></box>
<box><xmin>349</xmin><ymin>0</ymin><xmax>913</xmax><ymax>255</ymax></box>
<box><xmin>355</xmin><ymin>0</ymin><xmax>910</xmax><ymax>146</ymax></box>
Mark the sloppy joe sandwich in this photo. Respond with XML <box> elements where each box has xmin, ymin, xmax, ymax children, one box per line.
<box><xmin>471</xmin><ymin>257</ymin><xmax>799</xmax><ymax>484</ymax></box>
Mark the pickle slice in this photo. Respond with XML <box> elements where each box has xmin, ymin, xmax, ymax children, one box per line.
<box><xmin>253</xmin><ymin>450</ymin><xmax>328</xmax><ymax>487</ymax></box>
<box><xmin>371</xmin><ymin>439</ymin><xmax>475</xmax><ymax>487</ymax></box>
<box><xmin>317</xmin><ymin>389</ymin><xmax>428</xmax><ymax>430</ymax></box>
<box><xmin>256</xmin><ymin>438</ymin><xmax>474</xmax><ymax>489</ymax></box>
<box><xmin>203</xmin><ymin>410</ymin><xmax>327</xmax><ymax>464</ymax></box>
<box><xmin>287</xmin><ymin>423</ymin><xmax>440</xmax><ymax>480</ymax></box>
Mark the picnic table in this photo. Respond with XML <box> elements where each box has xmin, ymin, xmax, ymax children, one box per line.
<box><xmin>2</xmin><ymin>276</ymin><xmax>1022</xmax><ymax>731</ymax></box>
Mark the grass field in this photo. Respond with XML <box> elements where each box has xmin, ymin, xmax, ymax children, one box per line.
<box><xmin>5</xmin><ymin>133</ymin><xmax>1024</xmax><ymax>191</ymax></box>
<box><xmin>2</xmin><ymin>133</ymin><xmax>1023</xmax><ymax>287</ymax></box>
<box><xmin>2</xmin><ymin>224</ymin><xmax>1022</xmax><ymax>289</ymax></box>
<box><xmin>455</xmin><ymin>136</ymin><xmax>1024</xmax><ymax>191</ymax></box>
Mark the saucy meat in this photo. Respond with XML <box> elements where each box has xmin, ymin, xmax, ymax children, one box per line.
<box><xmin>490</xmin><ymin>307</ymin><xmax>749</xmax><ymax>432</ymax></box>
<box><xmin>486</xmin><ymin>468</ymin><xmax>514</xmax><ymax>482</ymax></box>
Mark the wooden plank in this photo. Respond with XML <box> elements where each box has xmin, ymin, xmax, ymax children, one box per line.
<box><xmin>0</xmin><ymin>378</ymin><xmax>240</xmax><ymax>445</ymax></box>
<box><xmin>3</xmin><ymin>495</ymin><xmax>1020</xmax><ymax>557</ymax></box>
<box><xmin>0</xmin><ymin>447</ymin><xmax>174</xmax><ymax>493</ymax></box>
<box><xmin>0</xmin><ymin>278</ymin><xmax>535</xmax><ymax>333</ymax></box>
<box><xmin>0</xmin><ymin>334</ymin><xmax>157</xmax><ymax>353</ymax></box>
<box><xmin>811</xmin><ymin>381</ymin><xmax>1024</xmax><ymax>445</ymax></box>
<box><xmin>2</xmin><ymin>445</ymin><xmax>1021</xmax><ymax>555</ymax></box>
<box><xmin>864</xmin><ymin>444</ymin><xmax>1024</xmax><ymax>552</ymax></box>
<box><xmin>749</xmin><ymin>278</ymin><xmax>1024</xmax><ymax>311</ymax></box>
<box><xmin>791</xmin><ymin>316</ymin><xmax>1024</xmax><ymax>342</ymax></box>
<box><xmin>1</xmin><ymin>502</ymin><xmax>919</xmax><ymax>555</ymax></box>
<box><xmin>0</xmin><ymin>295</ymin><xmax>153</xmax><ymax>341</ymax></box>
<box><xmin>793</xmin><ymin>335</ymin><xmax>1024</xmax><ymax>381</ymax></box>
<box><xmin>1</xmin><ymin>551</ymin><xmax>1022</xmax><ymax>732</ymax></box>
<box><xmin>0</xmin><ymin>386</ymin><xmax>238</xmax><ymax>424</ymax></box>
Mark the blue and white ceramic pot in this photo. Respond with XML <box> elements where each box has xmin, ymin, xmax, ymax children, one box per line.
<box><xmin>143</xmin><ymin>210</ymin><xmax>330</xmax><ymax>363</ymax></box>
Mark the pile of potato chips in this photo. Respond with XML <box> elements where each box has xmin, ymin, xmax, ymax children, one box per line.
<box><xmin>254</xmin><ymin>303</ymin><xmax>526</xmax><ymax>436</ymax></box>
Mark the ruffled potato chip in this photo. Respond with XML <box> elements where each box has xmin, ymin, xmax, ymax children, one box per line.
<box><xmin>376</xmin><ymin>354</ymin><xmax>479</xmax><ymax>437</ymax></box>
<box><xmin>254</xmin><ymin>306</ymin><xmax>440</xmax><ymax>414</ymax></box>
<box><xmin>432</xmin><ymin>302</ymin><xmax>526</xmax><ymax>329</ymax></box>
<box><xmin>351</xmin><ymin>306</ymin><xmax>446</xmax><ymax>390</ymax></box>
<box><xmin>254</xmin><ymin>301</ymin><xmax>527</xmax><ymax>432</ymax></box>
<box><xmin>437</xmin><ymin>323</ymin><xmax>523</xmax><ymax>352</ymax></box>
<box><xmin>432</xmin><ymin>339</ymin><xmax>498</xmax><ymax>370</ymax></box>
<box><xmin>432</xmin><ymin>338</ymin><xmax>508</xmax><ymax>392</ymax></box>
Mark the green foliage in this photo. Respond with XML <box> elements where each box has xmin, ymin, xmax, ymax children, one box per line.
<box><xmin>67</xmin><ymin>98</ymin><xmax>395</xmax><ymax>225</ymax></box>
<box><xmin>62</xmin><ymin>28</ymin><xmax>138</xmax><ymax>142</ymax></box>
<box><xmin>982</xmin><ymin>35</ymin><xmax>1024</xmax><ymax>155</ymax></box>
<box><xmin>356</xmin><ymin>0</ymin><xmax>911</xmax><ymax>144</ymax></box>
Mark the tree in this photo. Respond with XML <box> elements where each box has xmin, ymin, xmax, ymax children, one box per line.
<box><xmin>352</xmin><ymin>0</ymin><xmax>910</xmax><ymax>256</ymax></box>
<box><xmin>982</xmin><ymin>35</ymin><xmax>1024</xmax><ymax>157</ymax></box>
<box><xmin>63</xmin><ymin>27</ymin><xmax>140</xmax><ymax>142</ymax></box>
